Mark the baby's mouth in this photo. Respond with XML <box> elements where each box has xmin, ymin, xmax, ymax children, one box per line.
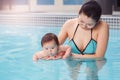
<box><xmin>50</xmin><ymin>53</ymin><xmax>54</xmax><ymax>56</ymax></box>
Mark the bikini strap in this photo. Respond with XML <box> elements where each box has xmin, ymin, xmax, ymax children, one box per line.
<box><xmin>72</xmin><ymin>24</ymin><xmax>79</xmax><ymax>39</ymax></box>
<box><xmin>91</xmin><ymin>29</ymin><xmax>93</xmax><ymax>39</ymax></box>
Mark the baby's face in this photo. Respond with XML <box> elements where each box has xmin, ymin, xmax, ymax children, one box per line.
<box><xmin>42</xmin><ymin>40</ymin><xmax>58</xmax><ymax>56</ymax></box>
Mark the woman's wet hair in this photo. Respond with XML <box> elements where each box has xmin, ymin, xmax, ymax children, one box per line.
<box><xmin>79</xmin><ymin>0</ymin><xmax>102</xmax><ymax>22</ymax></box>
<box><xmin>41</xmin><ymin>33</ymin><xmax>59</xmax><ymax>47</ymax></box>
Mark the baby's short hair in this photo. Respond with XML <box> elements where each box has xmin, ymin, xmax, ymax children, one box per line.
<box><xmin>41</xmin><ymin>33</ymin><xmax>59</xmax><ymax>47</ymax></box>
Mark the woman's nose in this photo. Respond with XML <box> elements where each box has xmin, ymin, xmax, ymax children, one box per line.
<box><xmin>83</xmin><ymin>23</ymin><xmax>87</xmax><ymax>27</ymax></box>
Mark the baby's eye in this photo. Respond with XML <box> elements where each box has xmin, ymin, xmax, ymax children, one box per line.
<box><xmin>45</xmin><ymin>48</ymin><xmax>48</xmax><ymax>50</ymax></box>
<box><xmin>51</xmin><ymin>47</ymin><xmax>55</xmax><ymax>49</ymax></box>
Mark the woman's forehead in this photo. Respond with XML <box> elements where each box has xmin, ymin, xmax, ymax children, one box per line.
<box><xmin>79</xmin><ymin>15</ymin><xmax>95</xmax><ymax>24</ymax></box>
<box><xmin>79</xmin><ymin>13</ymin><xmax>93</xmax><ymax>20</ymax></box>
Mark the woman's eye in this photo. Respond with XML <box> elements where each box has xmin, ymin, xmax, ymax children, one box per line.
<box><xmin>87</xmin><ymin>24</ymin><xmax>92</xmax><ymax>26</ymax></box>
<box><xmin>80</xmin><ymin>20</ymin><xmax>84</xmax><ymax>23</ymax></box>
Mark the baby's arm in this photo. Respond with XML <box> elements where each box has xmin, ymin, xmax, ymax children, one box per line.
<box><xmin>33</xmin><ymin>51</ymin><xmax>46</xmax><ymax>61</ymax></box>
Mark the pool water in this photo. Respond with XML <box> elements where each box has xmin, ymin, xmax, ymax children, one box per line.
<box><xmin>0</xmin><ymin>25</ymin><xmax>120</xmax><ymax>80</ymax></box>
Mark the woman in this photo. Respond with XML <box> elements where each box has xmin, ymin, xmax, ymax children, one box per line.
<box><xmin>58</xmin><ymin>1</ymin><xmax>109</xmax><ymax>59</ymax></box>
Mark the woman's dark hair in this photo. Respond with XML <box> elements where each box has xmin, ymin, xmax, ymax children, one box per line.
<box><xmin>41</xmin><ymin>33</ymin><xmax>59</xmax><ymax>47</ymax></box>
<box><xmin>79</xmin><ymin>0</ymin><xmax>102</xmax><ymax>22</ymax></box>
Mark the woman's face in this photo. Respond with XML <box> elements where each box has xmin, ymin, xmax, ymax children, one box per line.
<box><xmin>78</xmin><ymin>13</ymin><xmax>96</xmax><ymax>29</ymax></box>
<box><xmin>42</xmin><ymin>40</ymin><xmax>58</xmax><ymax>56</ymax></box>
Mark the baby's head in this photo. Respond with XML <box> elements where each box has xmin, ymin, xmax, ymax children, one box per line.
<box><xmin>41</xmin><ymin>33</ymin><xmax>59</xmax><ymax>56</ymax></box>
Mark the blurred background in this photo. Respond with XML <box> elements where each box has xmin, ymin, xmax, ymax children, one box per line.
<box><xmin>0</xmin><ymin>0</ymin><xmax>119</xmax><ymax>28</ymax></box>
<box><xmin>0</xmin><ymin>0</ymin><xmax>119</xmax><ymax>15</ymax></box>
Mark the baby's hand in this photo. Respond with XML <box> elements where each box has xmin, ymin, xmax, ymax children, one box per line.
<box><xmin>33</xmin><ymin>55</ymin><xmax>39</xmax><ymax>61</ymax></box>
<box><xmin>53</xmin><ymin>51</ymin><xmax>65</xmax><ymax>59</ymax></box>
<box><xmin>41</xmin><ymin>56</ymin><xmax>51</xmax><ymax>60</ymax></box>
<box><xmin>40</xmin><ymin>51</ymin><xmax>65</xmax><ymax>60</ymax></box>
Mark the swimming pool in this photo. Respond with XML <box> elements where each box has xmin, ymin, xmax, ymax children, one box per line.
<box><xmin>0</xmin><ymin>24</ymin><xmax>120</xmax><ymax>80</ymax></box>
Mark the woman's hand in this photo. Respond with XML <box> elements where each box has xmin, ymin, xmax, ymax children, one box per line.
<box><xmin>71</xmin><ymin>53</ymin><xmax>82</xmax><ymax>59</ymax></box>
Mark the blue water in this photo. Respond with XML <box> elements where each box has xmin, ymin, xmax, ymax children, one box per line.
<box><xmin>0</xmin><ymin>25</ymin><xmax>120</xmax><ymax>80</ymax></box>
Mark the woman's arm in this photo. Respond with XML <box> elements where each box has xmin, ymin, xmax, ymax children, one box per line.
<box><xmin>58</xmin><ymin>20</ymin><xmax>69</xmax><ymax>45</ymax></box>
<box><xmin>72</xmin><ymin>22</ymin><xmax>109</xmax><ymax>59</ymax></box>
<box><xmin>60</xmin><ymin>45</ymin><xmax>71</xmax><ymax>59</ymax></box>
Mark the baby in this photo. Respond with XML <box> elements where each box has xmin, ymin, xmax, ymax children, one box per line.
<box><xmin>33</xmin><ymin>33</ymin><xmax>71</xmax><ymax>61</ymax></box>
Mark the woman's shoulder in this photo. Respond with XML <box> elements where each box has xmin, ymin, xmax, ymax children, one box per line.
<box><xmin>62</xmin><ymin>18</ymin><xmax>78</xmax><ymax>29</ymax></box>
<box><xmin>96</xmin><ymin>21</ymin><xmax>109</xmax><ymax>30</ymax></box>
<box><xmin>64</xmin><ymin>18</ymin><xmax>78</xmax><ymax>25</ymax></box>
<box><xmin>94</xmin><ymin>21</ymin><xmax>109</xmax><ymax>37</ymax></box>
<box><xmin>100</xmin><ymin>21</ymin><xmax>108</xmax><ymax>27</ymax></box>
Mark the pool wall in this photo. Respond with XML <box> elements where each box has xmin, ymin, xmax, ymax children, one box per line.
<box><xmin>0</xmin><ymin>13</ymin><xmax>120</xmax><ymax>28</ymax></box>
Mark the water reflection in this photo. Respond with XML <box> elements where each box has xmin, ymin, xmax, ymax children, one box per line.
<box><xmin>65</xmin><ymin>58</ymin><xmax>106</xmax><ymax>80</ymax></box>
